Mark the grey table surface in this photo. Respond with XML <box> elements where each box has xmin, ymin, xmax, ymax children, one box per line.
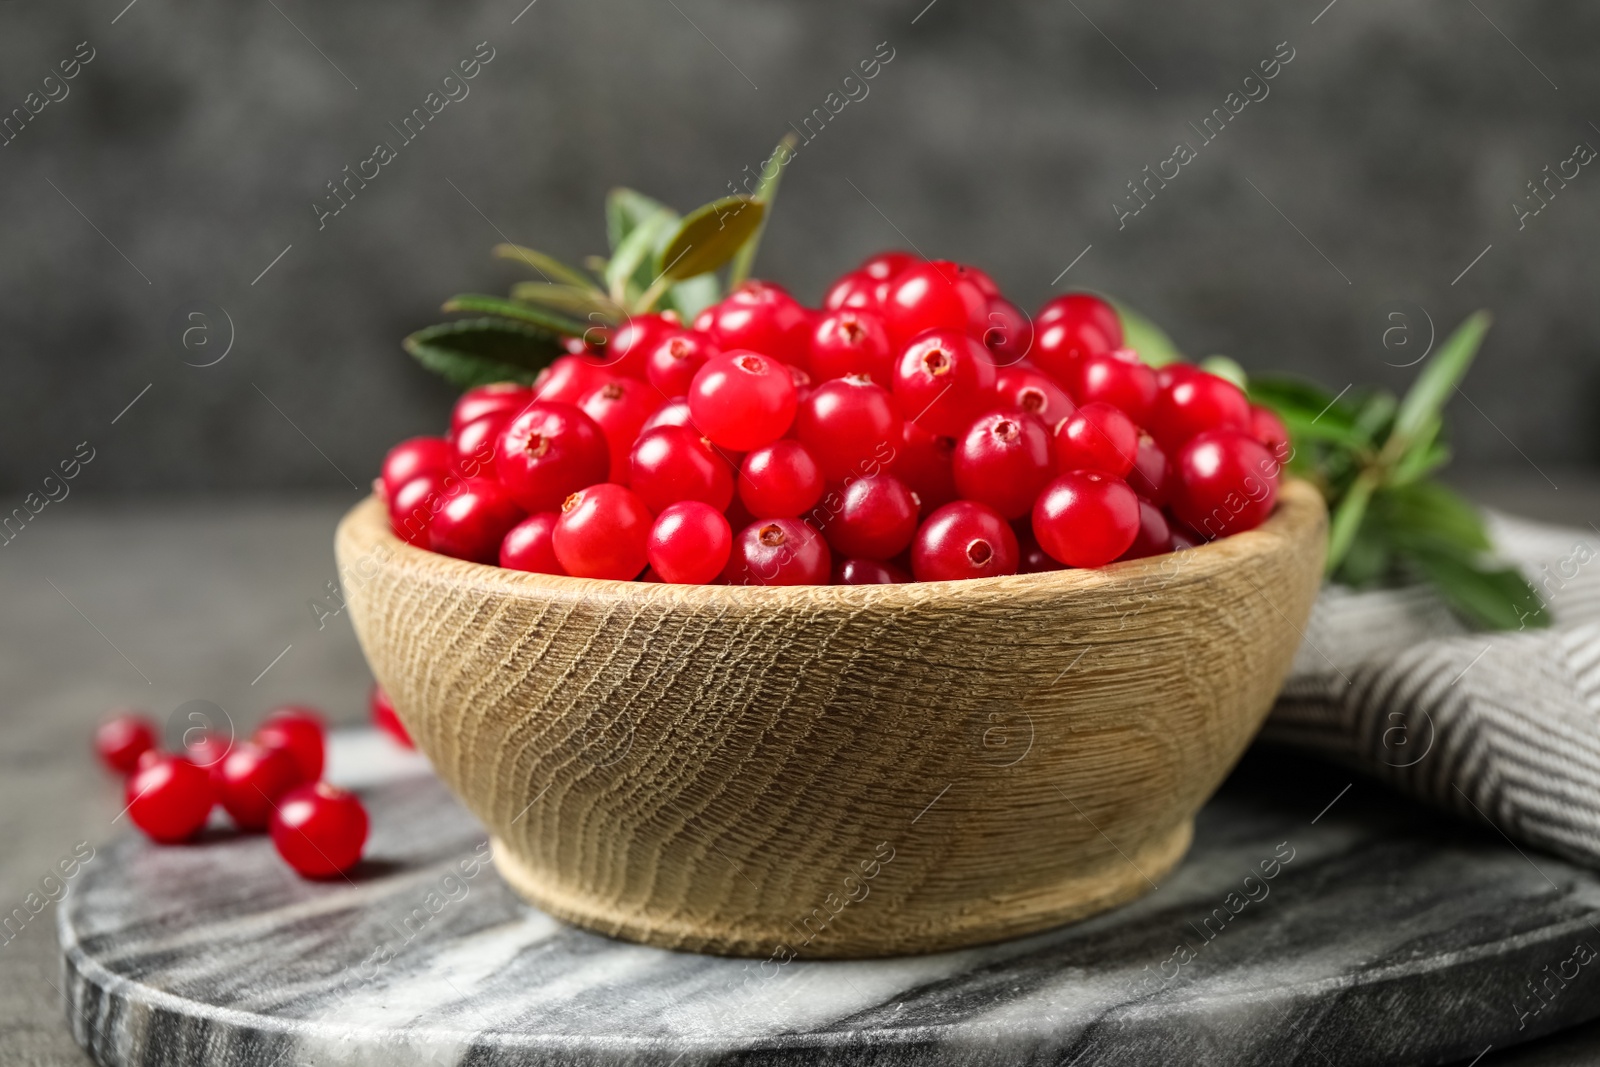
<box><xmin>5</xmin><ymin>467</ymin><xmax>1599</xmax><ymax>1067</ymax></box>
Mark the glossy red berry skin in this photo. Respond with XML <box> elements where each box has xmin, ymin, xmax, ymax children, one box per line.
<box><xmin>1054</xmin><ymin>401</ymin><xmax>1140</xmax><ymax>478</ymax></box>
<box><xmin>1128</xmin><ymin>434</ymin><xmax>1172</xmax><ymax>506</ymax></box>
<box><xmin>882</xmin><ymin>260</ymin><xmax>989</xmax><ymax>350</ymax></box>
<box><xmin>816</xmin><ymin>476</ymin><xmax>920</xmax><ymax>561</ymax></box>
<box><xmin>833</xmin><ymin>557</ymin><xmax>912</xmax><ymax>584</ymax></box>
<box><xmin>795</xmin><ymin>376</ymin><xmax>904</xmax><ymax>483</ymax></box>
<box><xmin>994</xmin><ymin>367</ymin><xmax>1076</xmax><ymax>429</ymax></box>
<box><xmin>1031</xmin><ymin>317</ymin><xmax>1120</xmax><ymax>386</ymax></box>
<box><xmin>724</xmin><ymin>519</ymin><xmax>831</xmax><ymax>586</ymax></box>
<box><xmin>1149</xmin><ymin>370</ymin><xmax>1252</xmax><ymax>453</ymax></box>
<box><xmin>255</xmin><ymin>707</ymin><xmax>327</xmax><ymax>782</ymax></box>
<box><xmin>892</xmin><ymin>329</ymin><xmax>999</xmax><ymax>437</ymax></box>
<box><xmin>1250</xmin><ymin>404</ymin><xmax>1292</xmax><ymax>463</ymax></box>
<box><xmin>429</xmin><ymin>478</ymin><xmax>525</xmax><ymax>564</ymax></box>
<box><xmin>687</xmin><ymin>351</ymin><xmax>798</xmax><ymax>451</ymax></box>
<box><xmin>695</xmin><ymin>282</ymin><xmax>811</xmax><ymax>367</ymax></box>
<box><xmin>380</xmin><ymin>436</ymin><xmax>453</xmax><ymax>501</ymax></box>
<box><xmin>1036</xmin><ymin>292</ymin><xmax>1123</xmax><ymax>344</ymax></box>
<box><xmin>184</xmin><ymin>730</ymin><xmax>233</xmax><ymax>772</ymax></box>
<box><xmin>646</xmin><ymin>330</ymin><xmax>720</xmax><ymax>397</ymax></box>
<box><xmin>738</xmin><ymin>440</ymin><xmax>825</xmax><ymax>518</ymax></box>
<box><xmin>270</xmin><ymin>782</ymin><xmax>368</xmax><ymax>879</ymax></box>
<box><xmin>911</xmin><ymin>501</ymin><xmax>1019</xmax><ymax>582</ymax></box>
<box><xmin>389</xmin><ymin>472</ymin><xmax>447</xmax><ymax>546</ymax></box>
<box><xmin>1032</xmin><ymin>471</ymin><xmax>1142</xmax><ymax>568</ymax></box>
<box><xmin>580</xmin><ymin>378</ymin><xmax>659</xmax><ymax>483</ymax></box>
<box><xmin>859</xmin><ymin>250</ymin><xmax>918</xmax><ymax>281</ymax></box>
<box><xmin>1119</xmin><ymin>500</ymin><xmax>1173</xmax><ymax>562</ymax></box>
<box><xmin>215</xmin><ymin>742</ymin><xmax>304</xmax><ymax>831</ymax></box>
<box><xmin>810</xmin><ymin>309</ymin><xmax>893</xmax><ymax>384</ymax></box>
<box><xmin>1170</xmin><ymin>430</ymin><xmax>1279</xmax><ymax>540</ymax></box>
<box><xmin>95</xmin><ymin>712</ymin><xmax>158</xmax><ymax>774</ymax></box>
<box><xmin>451</xmin><ymin>413</ymin><xmax>510</xmax><ymax>478</ymax></box>
<box><xmin>891</xmin><ymin>423</ymin><xmax>959</xmax><ymax>515</ymax></box>
<box><xmin>953</xmin><ymin>411</ymin><xmax>1054</xmax><ymax>520</ymax></box>
<box><xmin>498</xmin><ymin>512</ymin><xmax>565</xmax><ymax>574</ymax></box>
<box><xmin>981</xmin><ymin>297</ymin><xmax>1033</xmax><ymax>366</ymax></box>
<box><xmin>126</xmin><ymin>755</ymin><xmax>214</xmax><ymax>843</ymax></box>
<box><xmin>370</xmin><ymin>684</ymin><xmax>413</xmax><ymax>748</ymax></box>
<box><xmin>640</xmin><ymin>397</ymin><xmax>694</xmax><ymax>434</ymax></box>
<box><xmin>628</xmin><ymin>426</ymin><xmax>734</xmax><ymax>514</ymax></box>
<box><xmin>593</xmin><ymin>312</ymin><xmax>679</xmax><ymax>380</ymax></box>
<box><xmin>822</xmin><ymin>271</ymin><xmax>882</xmax><ymax>312</ymax></box>
<box><xmin>496</xmin><ymin>402</ymin><xmax>610</xmax><ymax>513</ymax></box>
<box><xmin>534</xmin><ymin>355</ymin><xmax>617</xmax><ymax>405</ymax></box>
<box><xmin>1016</xmin><ymin>526</ymin><xmax>1066</xmax><ymax>573</ymax></box>
<box><xmin>1067</xmin><ymin>350</ymin><xmax>1158</xmax><ymax>426</ymax></box>
<box><xmin>553</xmin><ymin>484</ymin><xmax>653</xmax><ymax>580</ymax></box>
<box><xmin>646</xmin><ymin>501</ymin><xmax>733</xmax><ymax>585</ymax></box>
<box><xmin>451</xmin><ymin>382</ymin><xmax>532</xmax><ymax>436</ymax></box>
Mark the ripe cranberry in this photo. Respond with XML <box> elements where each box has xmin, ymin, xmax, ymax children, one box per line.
<box><xmin>688</xmin><ymin>351</ymin><xmax>798</xmax><ymax>451</ymax></box>
<box><xmin>629</xmin><ymin>425</ymin><xmax>734</xmax><ymax>514</ymax></box>
<box><xmin>215</xmin><ymin>742</ymin><xmax>304</xmax><ymax>831</ymax></box>
<box><xmin>380</xmin><ymin>436</ymin><xmax>453</xmax><ymax>500</ymax></box>
<box><xmin>724</xmin><ymin>519</ymin><xmax>831</xmax><ymax>586</ymax></box>
<box><xmin>255</xmin><ymin>707</ymin><xmax>326</xmax><ymax>782</ymax></box>
<box><xmin>647</xmin><ymin>501</ymin><xmax>733</xmax><ymax>585</ymax></box>
<box><xmin>695</xmin><ymin>282</ymin><xmax>811</xmax><ymax>367</ymax></box>
<box><xmin>429</xmin><ymin>477</ymin><xmax>525</xmax><ymax>563</ymax></box>
<box><xmin>270</xmin><ymin>782</ymin><xmax>368</xmax><ymax>878</ymax></box>
<box><xmin>859</xmin><ymin>250</ymin><xmax>918</xmax><ymax>281</ymax></box>
<box><xmin>1170</xmin><ymin>430</ymin><xmax>1279</xmax><ymax>540</ymax></box>
<box><xmin>1118</xmin><ymin>500</ymin><xmax>1173</xmax><ymax>561</ymax></box>
<box><xmin>496</xmin><ymin>402</ymin><xmax>610</xmax><ymax>512</ymax></box>
<box><xmin>451</xmin><ymin>382</ymin><xmax>531</xmax><ymax>435</ymax></box>
<box><xmin>1250</xmin><ymin>404</ymin><xmax>1292</xmax><ymax>463</ymax></box>
<box><xmin>534</xmin><ymin>354</ymin><xmax>617</xmax><ymax>404</ymax></box>
<box><xmin>553</xmin><ymin>483</ymin><xmax>652</xmax><ymax>580</ymax></box>
<box><xmin>1036</xmin><ymin>292</ymin><xmax>1123</xmax><ymax>343</ymax></box>
<box><xmin>833</xmin><ymin>557</ymin><xmax>911</xmax><ymax>584</ymax></box>
<box><xmin>1150</xmin><ymin>369</ymin><xmax>1251</xmax><ymax>453</ymax></box>
<box><xmin>911</xmin><ymin>501</ymin><xmax>1019</xmax><ymax>582</ymax></box>
<box><xmin>580</xmin><ymin>379</ymin><xmax>659</xmax><ymax>483</ymax></box>
<box><xmin>1128</xmin><ymin>434</ymin><xmax>1172</xmax><ymax>506</ymax></box>
<box><xmin>994</xmin><ymin>367</ymin><xmax>1076</xmax><ymax>428</ymax></box>
<box><xmin>738</xmin><ymin>440</ymin><xmax>825</xmax><ymax>518</ymax></box>
<box><xmin>1031</xmin><ymin>321</ymin><xmax>1119</xmax><ymax>387</ymax></box>
<box><xmin>882</xmin><ymin>261</ymin><xmax>989</xmax><ymax>350</ymax></box>
<box><xmin>95</xmin><ymin>712</ymin><xmax>158</xmax><ymax>774</ymax></box>
<box><xmin>891</xmin><ymin>422</ymin><xmax>959</xmax><ymax>514</ymax></box>
<box><xmin>184</xmin><ymin>730</ymin><xmax>233</xmax><ymax>771</ymax></box>
<box><xmin>451</xmin><ymin>413</ymin><xmax>510</xmax><ymax>478</ymax></box>
<box><xmin>981</xmin><ymin>297</ymin><xmax>1033</xmax><ymax>365</ymax></box>
<box><xmin>795</xmin><ymin>376</ymin><xmax>904</xmax><ymax>482</ymax></box>
<box><xmin>593</xmin><ymin>312</ymin><xmax>679</xmax><ymax>379</ymax></box>
<box><xmin>126</xmin><ymin>755</ymin><xmax>213</xmax><ymax>843</ymax></box>
<box><xmin>499</xmin><ymin>512</ymin><xmax>565</xmax><ymax>574</ymax></box>
<box><xmin>1015</xmin><ymin>526</ymin><xmax>1066</xmax><ymax>573</ymax></box>
<box><xmin>816</xmin><ymin>476</ymin><xmax>920</xmax><ymax>561</ymax></box>
<box><xmin>892</xmin><ymin>329</ymin><xmax>998</xmax><ymax>437</ymax></box>
<box><xmin>1054</xmin><ymin>401</ymin><xmax>1140</xmax><ymax>478</ymax></box>
<box><xmin>646</xmin><ymin>330</ymin><xmax>720</xmax><ymax>397</ymax></box>
<box><xmin>953</xmin><ymin>411</ymin><xmax>1054</xmax><ymax>520</ymax></box>
<box><xmin>810</xmin><ymin>309</ymin><xmax>893</xmax><ymax>383</ymax></box>
<box><xmin>962</xmin><ymin>264</ymin><xmax>1002</xmax><ymax>298</ymax></box>
<box><xmin>1032</xmin><ymin>471</ymin><xmax>1142</xmax><ymax>567</ymax></box>
<box><xmin>1066</xmin><ymin>350</ymin><xmax>1158</xmax><ymax>426</ymax></box>
<box><xmin>822</xmin><ymin>271</ymin><xmax>882</xmax><ymax>312</ymax></box>
<box><xmin>389</xmin><ymin>472</ymin><xmax>447</xmax><ymax>546</ymax></box>
<box><xmin>370</xmin><ymin>684</ymin><xmax>413</xmax><ymax>748</ymax></box>
<box><xmin>640</xmin><ymin>396</ymin><xmax>695</xmax><ymax>434</ymax></box>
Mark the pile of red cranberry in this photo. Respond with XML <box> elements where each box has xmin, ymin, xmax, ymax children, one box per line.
<box><xmin>381</xmin><ymin>253</ymin><xmax>1290</xmax><ymax>585</ymax></box>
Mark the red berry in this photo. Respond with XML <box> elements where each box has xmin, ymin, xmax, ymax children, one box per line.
<box><xmin>724</xmin><ymin>519</ymin><xmax>831</xmax><ymax>586</ymax></box>
<box><xmin>1032</xmin><ymin>471</ymin><xmax>1141</xmax><ymax>567</ymax></box>
<box><xmin>184</xmin><ymin>730</ymin><xmax>233</xmax><ymax>772</ymax></box>
<box><xmin>810</xmin><ymin>309</ymin><xmax>893</xmax><ymax>383</ymax></box>
<box><xmin>270</xmin><ymin>782</ymin><xmax>368</xmax><ymax>879</ymax></box>
<box><xmin>882</xmin><ymin>260</ymin><xmax>989</xmax><ymax>350</ymax></box>
<box><xmin>892</xmin><ymin>329</ymin><xmax>998</xmax><ymax>437</ymax></box>
<box><xmin>833</xmin><ymin>557</ymin><xmax>912</xmax><ymax>584</ymax></box>
<box><xmin>646</xmin><ymin>501</ymin><xmax>733</xmax><ymax>585</ymax></box>
<box><xmin>1053</xmin><ymin>401</ymin><xmax>1140</xmax><ymax>478</ymax></box>
<box><xmin>429</xmin><ymin>478</ymin><xmax>524</xmax><ymax>564</ymax></box>
<box><xmin>451</xmin><ymin>413</ymin><xmax>510</xmax><ymax>478</ymax></box>
<box><xmin>787</xmin><ymin>363</ymin><xmax>815</xmax><ymax>406</ymax></box>
<box><xmin>389</xmin><ymin>472</ymin><xmax>447</xmax><ymax>546</ymax></box>
<box><xmin>646</xmin><ymin>330</ymin><xmax>720</xmax><ymax>397</ymax></box>
<box><xmin>822</xmin><ymin>270</ymin><xmax>882</xmax><ymax>312</ymax></box>
<box><xmin>496</xmin><ymin>402</ymin><xmax>610</xmax><ymax>512</ymax></box>
<box><xmin>499</xmin><ymin>511</ymin><xmax>565</xmax><ymax>574</ymax></box>
<box><xmin>1150</xmin><ymin>370</ymin><xmax>1251</xmax><ymax>453</ymax></box>
<box><xmin>534</xmin><ymin>355</ymin><xmax>617</xmax><ymax>405</ymax></box>
<box><xmin>795</xmin><ymin>376</ymin><xmax>904</xmax><ymax>482</ymax></box>
<box><xmin>1067</xmin><ymin>350</ymin><xmax>1158</xmax><ymax>426</ymax></box>
<box><xmin>1031</xmin><ymin>318</ymin><xmax>1119</xmax><ymax>387</ymax></box>
<box><xmin>1128</xmin><ymin>434</ymin><xmax>1172</xmax><ymax>506</ymax></box>
<box><xmin>695</xmin><ymin>282</ymin><xmax>811</xmax><ymax>367</ymax></box>
<box><xmin>553</xmin><ymin>484</ymin><xmax>652</xmax><ymax>580</ymax></box>
<box><xmin>962</xmin><ymin>264</ymin><xmax>1002</xmax><ymax>298</ymax></box>
<box><xmin>688</xmin><ymin>351</ymin><xmax>798</xmax><ymax>451</ymax></box>
<box><xmin>891</xmin><ymin>422</ymin><xmax>959</xmax><ymax>515</ymax></box>
<box><xmin>994</xmin><ymin>366</ymin><xmax>1076</xmax><ymax>429</ymax></box>
<box><xmin>380</xmin><ymin>436</ymin><xmax>452</xmax><ymax>501</ymax></box>
<box><xmin>1250</xmin><ymin>404</ymin><xmax>1292</xmax><ymax>463</ymax></box>
<box><xmin>255</xmin><ymin>707</ymin><xmax>326</xmax><ymax>782</ymax></box>
<box><xmin>953</xmin><ymin>411</ymin><xmax>1054</xmax><ymax>520</ymax></box>
<box><xmin>215</xmin><ymin>741</ymin><xmax>304</xmax><ymax>831</ymax></box>
<box><xmin>95</xmin><ymin>712</ymin><xmax>158</xmax><ymax>774</ymax></box>
<box><xmin>593</xmin><ymin>312</ymin><xmax>679</xmax><ymax>379</ymax></box>
<box><xmin>859</xmin><ymin>250</ymin><xmax>918</xmax><ymax>281</ymax></box>
<box><xmin>370</xmin><ymin>684</ymin><xmax>413</xmax><ymax>748</ymax></box>
<box><xmin>816</xmin><ymin>476</ymin><xmax>920</xmax><ymax>561</ymax></box>
<box><xmin>911</xmin><ymin>501</ymin><xmax>1019</xmax><ymax>582</ymax></box>
<box><xmin>451</xmin><ymin>382</ymin><xmax>531</xmax><ymax>436</ymax></box>
<box><xmin>629</xmin><ymin>425</ymin><xmax>735</xmax><ymax>514</ymax></box>
<box><xmin>1119</xmin><ymin>499</ymin><xmax>1173</xmax><ymax>561</ymax></box>
<box><xmin>126</xmin><ymin>755</ymin><xmax>213</xmax><ymax>843</ymax></box>
<box><xmin>1170</xmin><ymin>430</ymin><xmax>1279</xmax><ymax>540</ymax></box>
<box><xmin>738</xmin><ymin>440</ymin><xmax>825</xmax><ymax>518</ymax></box>
<box><xmin>1036</xmin><ymin>292</ymin><xmax>1123</xmax><ymax>343</ymax></box>
<box><xmin>580</xmin><ymin>379</ymin><xmax>658</xmax><ymax>483</ymax></box>
<box><xmin>981</xmin><ymin>297</ymin><xmax>1033</xmax><ymax>365</ymax></box>
<box><xmin>640</xmin><ymin>396</ymin><xmax>695</xmax><ymax>434</ymax></box>
<box><xmin>1016</xmin><ymin>526</ymin><xmax>1066</xmax><ymax>573</ymax></box>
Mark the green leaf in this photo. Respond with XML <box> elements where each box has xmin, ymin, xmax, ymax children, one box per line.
<box><xmin>441</xmin><ymin>294</ymin><xmax>590</xmax><ymax>337</ymax></box>
<box><xmin>1403</xmin><ymin>544</ymin><xmax>1548</xmax><ymax>631</ymax></box>
<box><xmin>402</xmin><ymin>318</ymin><xmax>562</xmax><ymax>389</ymax></box>
<box><xmin>1325</xmin><ymin>470</ymin><xmax>1378</xmax><ymax>574</ymax></box>
<box><xmin>509</xmin><ymin>282</ymin><xmax>626</xmax><ymax>322</ymax></box>
<box><xmin>1113</xmin><ymin>301</ymin><xmax>1182</xmax><ymax>366</ymax></box>
<box><xmin>606</xmin><ymin>188</ymin><xmax>673</xmax><ymax>252</ymax></box>
<box><xmin>661</xmin><ymin>274</ymin><xmax>721</xmax><ymax>320</ymax></box>
<box><xmin>657</xmin><ymin>197</ymin><xmax>767</xmax><ymax>282</ymax></box>
<box><xmin>1336</xmin><ymin>524</ymin><xmax>1392</xmax><ymax>588</ymax></box>
<box><xmin>1374</xmin><ymin>481</ymin><xmax>1492</xmax><ymax>554</ymax></box>
<box><xmin>729</xmin><ymin>133</ymin><xmax>799</xmax><ymax>287</ymax></box>
<box><xmin>1199</xmin><ymin>355</ymin><xmax>1248</xmax><ymax>391</ymax></box>
<box><xmin>1353</xmin><ymin>390</ymin><xmax>1397</xmax><ymax>443</ymax></box>
<box><xmin>1390</xmin><ymin>311</ymin><xmax>1491</xmax><ymax>450</ymax></box>
<box><xmin>605</xmin><ymin>208</ymin><xmax>675</xmax><ymax>304</ymax></box>
<box><xmin>490</xmin><ymin>244</ymin><xmax>600</xmax><ymax>291</ymax></box>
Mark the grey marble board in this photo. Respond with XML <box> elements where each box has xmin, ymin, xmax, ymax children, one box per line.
<box><xmin>59</xmin><ymin>731</ymin><xmax>1600</xmax><ymax>1066</ymax></box>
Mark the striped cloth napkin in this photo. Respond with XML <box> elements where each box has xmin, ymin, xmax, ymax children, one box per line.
<box><xmin>1262</xmin><ymin>510</ymin><xmax>1600</xmax><ymax>867</ymax></box>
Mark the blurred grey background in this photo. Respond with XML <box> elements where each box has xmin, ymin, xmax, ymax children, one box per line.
<box><xmin>0</xmin><ymin>0</ymin><xmax>1595</xmax><ymax>496</ymax></box>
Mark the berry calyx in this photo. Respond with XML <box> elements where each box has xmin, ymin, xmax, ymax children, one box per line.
<box><xmin>994</xmin><ymin>366</ymin><xmax>1075</xmax><ymax>429</ymax></box>
<box><xmin>810</xmin><ymin>309</ymin><xmax>893</xmax><ymax>383</ymax></box>
<box><xmin>646</xmin><ymin>330</ymin><xmax>720</xmax><ymax>397</ymax></box>
<box><xmin>270</xmin><ymin>782</ymin><xmax>368</xmax><ymax>879</ymax></box>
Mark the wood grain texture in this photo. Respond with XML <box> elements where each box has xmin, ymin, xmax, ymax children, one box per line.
<box><xmin>335</xmin><ymin>479</ymin><xmax>1327</xmax><ymax>958</ymax></box>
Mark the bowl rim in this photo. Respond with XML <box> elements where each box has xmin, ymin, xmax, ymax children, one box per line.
<box><xmin>338</xmin><ymin>477</ymin><xmax>1325</xmax><ymax>611</ymax></box>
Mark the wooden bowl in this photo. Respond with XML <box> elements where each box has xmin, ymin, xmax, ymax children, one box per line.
<box><xmin>336</xmin><ymin>479</ymin><xmax>1325</xmax><ymax>958</ymax></box>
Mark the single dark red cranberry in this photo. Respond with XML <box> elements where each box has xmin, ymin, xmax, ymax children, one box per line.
<box><xmin>429</xmin><ymin>477</ymin><xmax>525</xmax><ymax>564</ymax></box>
<box><xmin>270</xmin><ymin>782</ymin><xmax>368</xmax><ymax>878</ymax></box>
<box><xmin>1032</xmin><ymin>471</ymin><xmax>1142</xmax><ymax>567</ymax></box>
<box><xmin>1250</xmin><ymin>404</ymin><xmax>1292</xmax><ymax>464</ymax></box>
<box><xmin>858</xmin><ymin>250</ymin><xmax>918</xmax><ymax>281</ymax></box>
<box><xmin>579</xmin><ymin>378</ymin><xmax>659</xmax><ymax>483</ymax></box>
<box><xmin>1169</xmin><ymin>430</ymin><xmax>1279</xmax><ymax>540</ymax></box>
<box><xmin>126</xmin><ymin>755</ymin><xmax>214</xmax><ymax>843</ymax></box>
<box><xmin>370</xmin><ymin>684</ymin><xmax>413</xmax><ymax>748</ymax></box>
<box><xmin>795</xmin><ymin>376</ymin><xmax>905</xmax><ymax>482</ymax></box>
<box><xmin>815</xmin><ymin>476</ymin><xmax>920</xmax><ymax>561</ymax></box>
<box><xmin>451</xmin><ymin>413</ymin><xmax>511</xmax><ymax>478</ymax></box>
<box><xmin>881</xmin><ymin>261</ymin><xmax>989</xmax><ymax>351</ymax></box>
<box><xmin>695</xmin><ymin>282</ymin><xmax>812</xmax><ymax>368</ymax></box>
<box><xmin>994</xmin><ymin>367</ymin><xmax>1076</xmax><ymax>429</ymax></box>
<box><xmin>724</xmin><ymin>519</ymin><xmax>831</xmax><ymax>586</ymax></box>
<box><xmin>953</xmin><ymin>411</ymin><xmax>1054</xmax><ymax>520</ymax></box>
<box><xmin>1053</xmin><ymin>401</ymin><xmax>1140</xmax><ymax>478</ymax></box>
<box><xmin>552</xmin><ymin>484</ymin><xmax>652</xmax><ymax>580</ymax></box>
<box><xmin>95</xmin><ymin>712</ymin><xmax>158</xmax><ymax>774</ymax></box>
<box><xmin>640</xmin><ymin>396</ymin><xmax>695</xmax><ymax>434</ymax></box>
<box><xmin>215</xmin><ymin>741</ymin><xmax>304</xmax><ymax>832</ymax></box>
<box><xmin>738</xmin><ymin>440</ymin><xmax>825</xmax><ymax>518</ymax></box>
<box><xmin>981</xmin><ymin>297</ymin><xmax>1033</xmax><ymax>365</ymax></box>
<box><xmin>910</xmin><ymin>501</ymin><xmax>1020</xmax><ymax>582</ymax></box>
<box><xmin>688</xmin><ymin>351</ymin><xmax>798</xmax><ymax>451</ymax></box>
<box><xmin>451</xmin><ymin>382</ymin><xmax>532</xmax><ymax>436</ymax></box>
<box><xmin>1118</xmin><ymin>500</ymin><xmax>1173</xmax><ymax>561</ymax></box>
<box><xmin>1149</xmin><ymin>369</ymin><xmax>1252</xmax><ymax>453</ymax></box>
<box><xmin>499</xmin><ymin>512</ymin><xmax>565</xmax><ymax>574</ymax></box>
<box><xmin>647</xmin><ymin>501</ymin><xmax>733</xmax><ymax>585</ymax></box>
<box><xmin>534</xmin><ymin>355</ymin><xmax>618</xmax><ymax>404</ymax></box>
<box><xmin>1066</xmin><ymin>350</ymin><xmax>1159</xmax><ymax>426</ymax></box>
<box><xmin>628</xmin><ymin>425</ymin><xmax>735</xmax><ymax>514</ymax></box>
<box><xmin>388</xmin><ymin>472</ymin><xmax>448</xmax><ymax>546</ymax></box>
<box><xmin>810</xmin><ymin>309</ymin><xmax>893</xmax><ymax>384</ymax></box>
<box><xmin>1031</xmin><ymin>318</ymin><xmax>1119</xmax><ymax>387</ymax></box>
<box><xmin>892</xmin><ymin>329</ymin><xmax>998</xmax><ymax>437</ymax></box>
<box><xmin>822</xmin><ymin>271</ymin><xmax>882</xmax><ymax>312</ymax></box>
<box><xmin>380</xmin><ymin>436</ymin><xmax>453</xmax><ymax>501</ymax></box>
<box><xmin>1035</xmin><ymin>292</ymin><xmax>1123</xmax><ymax>343</ymax></box>
<box><xmin>646</xmin><ymin>330</ymin><xmax>720</xmax><ymax>397</ymax></box>
<box><xmin>592</xmin><ymin>312</ymin><xmax>679</xmax><ymax>379</ymax></box>
<box><xmin>496</xmin><ymin>402</ymin><xmax>610</xmax><ymax>513</ymax></box>
<box><xmin>255</xmin><ymin>707</ymin><xmax>327</xmax><ymax>782</ymax></box>
<box><xmin>832</xmin><ymin>557</ymin><xmax>912</xmax><ymax>584</ymax></box>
